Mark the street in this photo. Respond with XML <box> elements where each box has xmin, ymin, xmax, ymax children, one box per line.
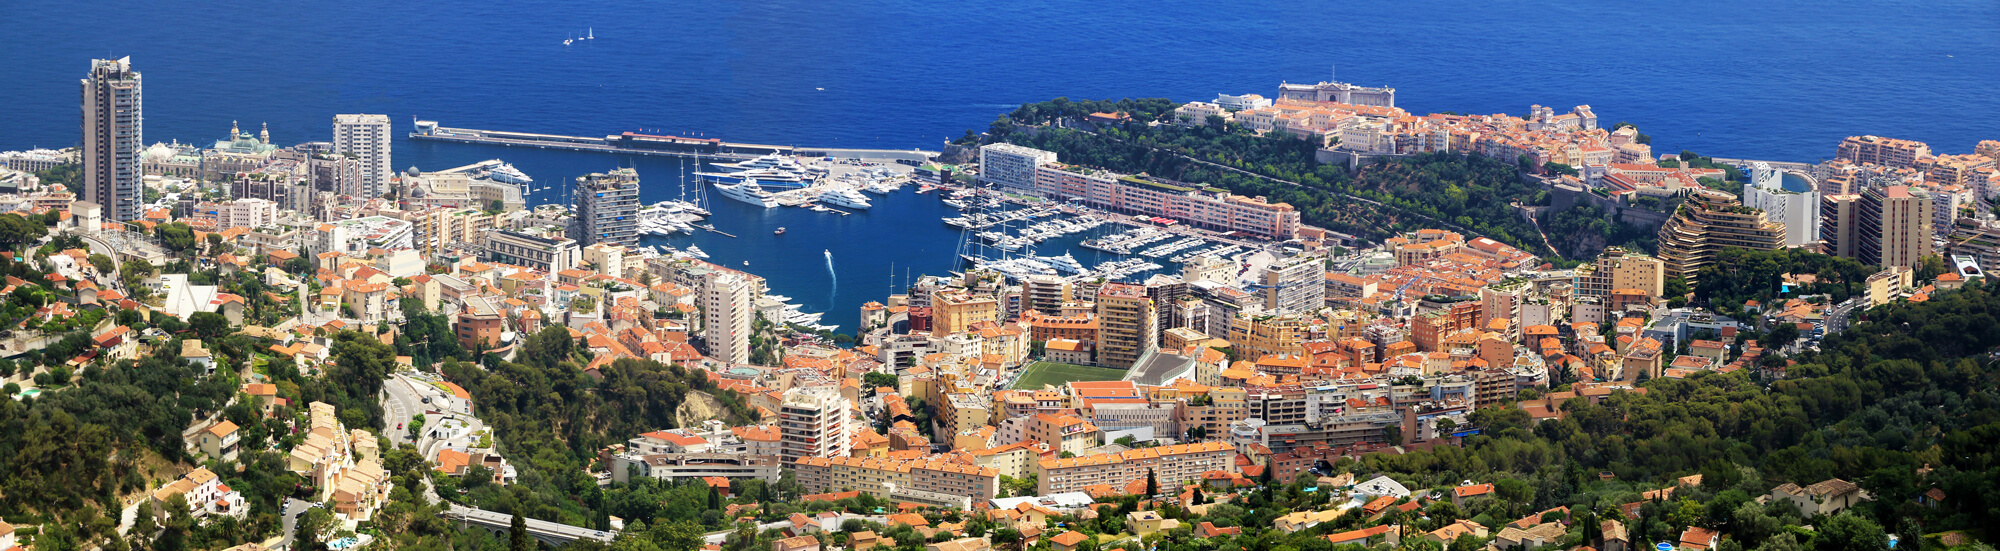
<box><xmin>380</xmin><ymin>374</ymin><xmax>432</xmax><ymax>445</ymax></box>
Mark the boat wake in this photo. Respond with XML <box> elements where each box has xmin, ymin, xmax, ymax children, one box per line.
<box><xmin>824</xmin><ymin>249</ymin><xmax>837</xmax><ymax>303</ymax></box>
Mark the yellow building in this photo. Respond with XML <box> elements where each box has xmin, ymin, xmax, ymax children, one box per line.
<box><xmin>1576</xmin><ymin>247</ymin><xmax>1666</xmax><ymax>298</ymax></box>
<box><xmin>1228</xmin><ymin>312</ymin><xmax>1313</xmax><ymax>359</ymax></box>
<box><xmin>933</xmin><ymin>290</ymin><xmax>1000</xmax><ymax>336</ymax></box>
<box><xmin>1095</xmin><ymin>283</ymin><xmax>1157</xmax><ymax>368</ymax></box>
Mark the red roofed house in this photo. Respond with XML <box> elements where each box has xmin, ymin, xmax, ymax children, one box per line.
<box><xmin>1325</xmin><ymin>525</ymin><xmax>1401</xmax><ymax>547</ymax></box>
<box><xmin>1453</xmin><ymin>483</ymin><xmax>1495</xmax><ymax>507</ymax></box>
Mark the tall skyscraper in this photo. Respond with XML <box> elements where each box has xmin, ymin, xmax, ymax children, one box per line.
<box><xmin>331</xmin><ymin>114</ymin><xmax>392</xmax><ymax>197</ymax></box>
<box><xmin>81</xmin><ymin>57</ymin><xmax>143</xmax><ymax>222</ymax></box>
<box><xmin>703</xmin><ymin>269</ymin><xmax>753</xmax><ymax>365</ymax></box>
<box><xmin>777</xmin><ymin>386</ymin><xmax>851</xmax><ymax>463</ymax></box>
<box><xmin>1095</xmin><ymin>283</ymin><xmax>1158</xmax><ymax>369</ymax></box>
<box><xmin>571</xmin><ymin>168</ymin><xmax>640</xmax><ymax>248</ymax></box>
<box><xmin>1854</xmin><ymin>185</ymin><xmax>1934</xmax><ymax>269</ymax></box>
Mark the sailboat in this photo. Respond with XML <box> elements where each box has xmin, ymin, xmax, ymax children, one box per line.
<box><xmin>587</xmin><ymin>27</ymin><xmax>595</xmax><ymax>40</ymax></box>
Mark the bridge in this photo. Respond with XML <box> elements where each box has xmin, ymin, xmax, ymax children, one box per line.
<box><xmin>442</xmin><ymin>504</ymin><xmax>617</xmax><ymax>545</ymax></box>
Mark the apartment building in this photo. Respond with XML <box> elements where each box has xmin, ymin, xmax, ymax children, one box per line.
<box><xmin>778</xmin><ymin>386</ymin><xmax>851</xmax><ymax>463</ymax></box>
<box><xmin>572</xmin><ymin>168</ymin><xmax>641</xmax><ymax>248</ymax></box>
<box><xmin>1745</xmin><ymin>163</ymin><xmax>1822</xmax><ymax>248</ymax></box>
<box><xmin>1574</xmin><ymin>247</ymin><xmax>1665</xmax><ymax>298</ymax></box>
<box><xmin>1227</xmin><ymin>312</ymin><xmax>1314</xmax><ymax>359</ymax></box>
<box><xmin>1095</xmin><ymin>283</ymin><xmax>1158</xmax><ymax>369</ymax></box>
<box><xmin>221</xmin><ymin>198</ymin><xmax>277</xmax><ymax>230</ymax></box>
<box><xmin>1835</xmin><ymin>135</ymin><xmax>1932</xmax><ymax>169</ymax></box>
<box><xmin>1853</xmin><ymin>185</ymin><xmax>1933</xmax><ymax>269</ymax></box>
<box><xmin>1656</xmin><ymin>189</ymin><xmax>1787</xmax><ymax>282</ymax></box>
<box><xmin>1031</xmin><ymin>164</ymin><xmax>1302</xmax><ymax>240</ymax></box>
<box><xmin>1175</xmin><ymin>387</ymin><xmax>1248</xmax><ymax>440</ymax></box>
<box><xmin>482</xmin><ymin>229</ymin><xmax>580</xmax><ymax>273</ymax></box>
<box><xmin>1821</xmin><ymin>194</ymin><xmax>1861</xmax><ymax>259</ymax></box>
<box><xmin>1035</xmin><ymin>441</ymin><xmax>1235</xmax><ymax>495</ymax></box>
<box><xmin>791</xmin><ymin>456</ymin><xmax>1000</xmax><ymax>503</ymax></box>
<box><xmin>1021</xmin><ymin>275</ymin><xmax>1071</xmax><ymax>315</ymax></box>
<box><xmin>1387</xmin><ymin>230</ymin><xmax>1465</xmax><ymax>266</ymax></box>
<box><xmin>703</xmin><ymin>269</ymin><xmax>755</xmax><ymax>365</ymax></box>
<box><xmin>1410</xmin><ymin>301</ymin><xmax>1482</xmax><ymax>352</ymax></box>
<box><xmin>82</xmin><ymin>57</ymin><xmax>144</xmax><ymax>222</ymax></box>
<box><xmin>331</xmin><ymin>114</ymin><xmax>392</xmax><ymax>197</ymax></box>
<box><xmin>933</xmin><ymin>290</ymin><xmax>999</xmax><ymax>336</ymax></box>
<box><xmin>979</xmin><ymin>144</ymin><xmax>1058</xmax><ymax>191</ymax></box>
<box><xmin>1260</xmin><ymin>256</ymin><xmax>1326</xmax><ymax>314</ymax></box>
<box><xmin>456</xmin><ymin>296</ymin><xmax>505</xmax><ymax>350</ymax></box>
<box><xmin>1029</xmin><ymin>414</ymin><xmax>1102</xmax><ymax>456</ymax></box>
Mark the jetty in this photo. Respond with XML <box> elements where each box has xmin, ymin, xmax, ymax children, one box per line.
<box><xmin>409</xmin><ymin>119</ymin><xmax>938</xmax><ymax>162</ymax></box>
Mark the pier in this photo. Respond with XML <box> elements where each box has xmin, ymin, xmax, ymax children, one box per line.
<box><xmin>409</xmin><ymin>119</ymin><xmax>938</xmax><ymax>162</ymax></box>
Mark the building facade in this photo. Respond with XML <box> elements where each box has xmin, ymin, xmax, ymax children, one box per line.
<box><xmin>979</xmin><ymin>144</ymin><xmax>1057</xmax><ymax>191</ymax></box>
<box><xmin>572</xmin><ymin>168</ymin><xmax>641</xmax><ymax>248</ymax></box>
<box><xmin>331</xmin><ymin>114</ymin><xmax>392</xmax><ymax>197</ymax></box>
<box><xmin>1096</xmin><ymin>283</ymin><xmax>1158</xmax><ymax>369</ymax></box>
<box><xmin>778</xmin><ymin>386</ymin><xmax>852</xmax><ymax>463</ymax></box>
<box><xmin>1656</xmin><ymin>189</ymin><xmax>1787</xmax><ymax>282</ymax></box>
<box><xmin>1854</xmin><ymin>185</ymin><xmax>1933</xmax><ymax>269</ymax></box>
<box><xmin>702</xmin><ymin>269</ymin><xmax>754</xmax><ymax>365</ymax></box>
<box><xmin>82</xmin><ymin>57</ymin><xmax>143</xmax><ymax>222</ymax></box>
<box><xmin>482</xmin><ymin>229</ymin><xmax>580</xmax><ymax>273</ymax></box>
<box><xmin>1260</xmin><ymin>256</ymin><xmax>1326</xmax><ymax>314</ymax></box>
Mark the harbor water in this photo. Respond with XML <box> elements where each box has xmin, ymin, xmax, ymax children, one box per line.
<box><xmin>4</xmin><ymin>0</ymin><xmax>1999</xmax><ymax>329</ymax></box>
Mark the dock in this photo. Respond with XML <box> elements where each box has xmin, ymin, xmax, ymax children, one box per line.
<box><xmin>409</xmin><ymin>119</ymin><xmax>939</xmax><ymax>162</ymax></box>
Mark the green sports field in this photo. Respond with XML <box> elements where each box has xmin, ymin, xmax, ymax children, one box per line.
<box><xmin>1012</xmin><ymin>361</ymin><xmax>1127</xmax><ymax>389</ymax></box>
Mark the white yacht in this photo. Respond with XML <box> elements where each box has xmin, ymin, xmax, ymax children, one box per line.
<box><xmin>712</xmin><ymin>180</ymin><xmax>779</xmax><ymax>208</ymax></box>
<box><xmin>1034</xmin><ymin>253</ymin><xmax>1087</xmax><ymax>274</ymax></box>
<box><xmin>712</xmin><ymin>153</ymin><xmax>828</xmax><ymax>176</ymax></box>
<box><xmin>485</xmin><ymin>163</ymin><xmax>532</xmax><ymax>185</ymax></box>
<box><xmin>698</xmin><ymin>167</ymin><xmax>814</xmax><ymax>189</ymax></box>
<box><xmin>684</xmin><ymin>245</ymin><xmax>710</xmax><ymax>259</ymax></box>
<box><xmin>819</xmin><ymin>185</ymin><xmax>872</xmax><ymax>209</ymax></box>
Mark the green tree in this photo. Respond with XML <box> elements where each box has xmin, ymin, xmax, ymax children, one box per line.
<box><xmin>512</xmin><ymin>511</ymin><xmax>534</xmax><ymax>551</ymax></box>
<box><xmin>863</xmin><ymin>372</ymin><xmax>897</xmax><ymax>390</ymax></box>
<box><xmin>156</xmin><ymin>222</ymin><xmax>197</xmax><ymax>252</ymax></box>
<box><xmin>1763</xmin><ymin>323</ymin><xmax>1800</xmax><ymax>348</ymax></box>
<box><xmin>1814</xmin><ymin>514</ymin><xmax>1889</xmax><ymax>551</ymax></box>
<box><xmin>1145</xmin><ymin>468</ymin><xmax>1158</xmax><ymax>496</ymax></box>
<box><xmin>189</xmin><ymin>311</ymin><xmax>230</xmax><ymax>340</ymax></box>
<box><xmin>88</xmin><ymin>253</ymin><xmax>115</xmax><ymax>274</ymax></box>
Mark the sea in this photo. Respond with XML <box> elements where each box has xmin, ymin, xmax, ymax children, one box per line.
<box><xmin>3</xmin><ymin>0</ymin><xmax>1997</xmax><ymax>331</ymax></box>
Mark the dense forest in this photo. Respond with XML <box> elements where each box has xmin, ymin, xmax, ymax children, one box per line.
<box><xmin>1353</xmin><ymin>279</ymin><xmax>2000</xmax><ymax>547</ymax></box>
<box><xmin>437</xmin><ymin>325</ymin><xmax>760</xmax><ymax>530</ymax></box>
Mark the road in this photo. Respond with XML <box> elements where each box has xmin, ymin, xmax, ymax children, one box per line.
<box><xmin>381</xmin><ymin>374</ymin><xmax>431</xmax><ymax>445</ymax></box>
<box><xmin>277</xmin><ymin>498</ymin><xmax>314</xmax><ymax>548</ymax></box>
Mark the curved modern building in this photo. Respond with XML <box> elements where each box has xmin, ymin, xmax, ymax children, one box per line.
<box><xmin>1656</xmin><ymin>189</ymin><xmax>1787</xmax><ymax>282</ymax></box>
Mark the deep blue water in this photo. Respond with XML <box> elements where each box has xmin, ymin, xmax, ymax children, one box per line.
<box><xmin>5</xmin><ymin>0</ymin><xmax>1999</xmax><ymax>330</ymax></box>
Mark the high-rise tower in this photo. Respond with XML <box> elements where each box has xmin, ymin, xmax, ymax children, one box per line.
<box><xmin>81</xmin><ymin>57</ymin><xmax>143</xmax><ymax>222</ymax></box>
<box><xmin>331</xmin><ymin>114</ymin><xmax>392</xmax><ymax>197</ymax></box>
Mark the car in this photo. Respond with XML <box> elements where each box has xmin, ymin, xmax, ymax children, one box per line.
<box><xmin>397</xmin><ymin>423</ymin><xmax>403</xmax><ymax>430</ymax></box>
